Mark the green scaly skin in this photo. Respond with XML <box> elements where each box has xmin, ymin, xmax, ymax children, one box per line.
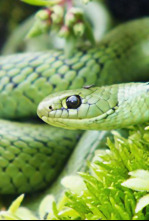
<box><xmin>0</xmin><ymin>18</ymin><xmax>149</xmax><ymax>195</ymax></box>
<box><xmin>38</xmin><ymin>83</ymin><xmax>149</xmax><ymax>130</ymax></box>
<box><xmin>0</xmin><ymin>121</ymin><xmax>80</xmax><ymax>194</ymax></box>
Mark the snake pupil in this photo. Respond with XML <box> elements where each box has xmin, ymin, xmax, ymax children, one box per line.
<box><xmin>66</xmin><ymin>95</ymin><xmax>82</xmax><ymax>109</ymax></box>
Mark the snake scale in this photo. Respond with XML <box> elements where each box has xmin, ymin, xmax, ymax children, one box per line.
<box><xmin>1</xmin><ymin>17</ymin><xmax>149</xmax><ymax>195</ymax></box>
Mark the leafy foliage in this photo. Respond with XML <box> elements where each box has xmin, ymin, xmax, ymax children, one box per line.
<box><xmin>1</xmin><ymin>126</ymin><xmax>149</xmax><ymax>220</ymax></box>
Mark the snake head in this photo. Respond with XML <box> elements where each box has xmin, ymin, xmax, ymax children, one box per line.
<box><xmin>37</xmin><ymin>85</ymin><xmax>119</xmax><ymax>130</ymax></box>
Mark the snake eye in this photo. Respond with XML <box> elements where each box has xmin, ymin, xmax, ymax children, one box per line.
<box><xmin>66</xmin><ymin>95</ymin><xmax>82</xmax><ymax>109</ymax></box>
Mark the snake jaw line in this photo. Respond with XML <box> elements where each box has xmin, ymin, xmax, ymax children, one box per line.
<box><xmin>38</xmin><ymin>104</ymin><xmax>118</xmax><ymax>130</ymax></box>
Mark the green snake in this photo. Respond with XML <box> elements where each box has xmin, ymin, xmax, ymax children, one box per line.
<box><xmin>1</xmin><ymin>17</ymin><xmax>149</xmax><ymax>196</ymax></box>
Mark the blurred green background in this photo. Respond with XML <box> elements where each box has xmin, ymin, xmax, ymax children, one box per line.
<box><xmin>0</xmin><ymin>0</ymin><xmax>37</xmax><ymax>50</ymax></box>
<box><xmin>1</xmin><ymin>0</ymin><xmax>149</xmax><ymax>53</ymax></box>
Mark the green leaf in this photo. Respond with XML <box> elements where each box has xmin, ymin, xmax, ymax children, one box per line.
<box><xmin>64</xmin><ymin>36</ymin><xmax>77</xmax><ymax>58</ymax></box>
<box><xmin>0</xmin><ymin>212</ymin><xmax>18</xmax><ymax>220</ymax></box>
<box><xmin>61</xmin><ymin>175</ymin><xmax>86</xmax><ymax>194</ymax></box>
<box><xmin>21</xmin><ymin>0</ymin><xmax>61</xmax><ymax>6</ymax></box>
<box><xmin>122</xmin><ymin>178</ymin><xmax>149</xmax><ymax>192</ymax></box>
<box><xmin>16</xmin><ymin>208</ymin><xmax>37</xmax><ymax>220</ymax></box>
<box><xmin>39</xmin><ymin>195</ymin><xmax>55</xmax><ymax>220</ymax></box>
<box><xmin>8</xmin><ymin>194</ymin><xmax>25</xmax><ymax>214</ymax></box>
<box><xmin>129</xmin><ymin>170</ymin><xmax>149</xmax><ymax>180</ymax></box>
<box><xmin>84</xmin><ymin>21</ymin><xmax>96</xmax><ymax>45</ymax></box>
<box><xmin>52</xmin><ymin>202</ymin><xmax>61</xmax><ymax>220</ymax></box>
<box><xmin>27</xmin><ymin>20</ymin><xmax>49</xmax><ymax>38</ymax></box>
<box><xmin>135</xmin><ymin>194</ymin><xmax>149</xmax><ymax>213</ymax></box>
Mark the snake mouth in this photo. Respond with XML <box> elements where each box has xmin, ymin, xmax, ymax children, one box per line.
<box><xmin>37</xmin><ymin>101</ymin><xmax>51</xmax><ymax>120</ymax></box>
<box><xmin>38</xmin><ymin>105</ymin><xmax>118</xmax><ymax>130</ymax></box>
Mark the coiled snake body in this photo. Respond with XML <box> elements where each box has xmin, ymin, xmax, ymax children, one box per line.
<box><xmin>1</xmin><ymin>18</ymin><xmax>149</xmax><ymax>195</ymax></box>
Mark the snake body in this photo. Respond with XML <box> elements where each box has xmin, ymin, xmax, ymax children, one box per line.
<box><xmin>1</xmin><ymin>18</ymin><xmax>149</xmax><ymax>194</ymax></box>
